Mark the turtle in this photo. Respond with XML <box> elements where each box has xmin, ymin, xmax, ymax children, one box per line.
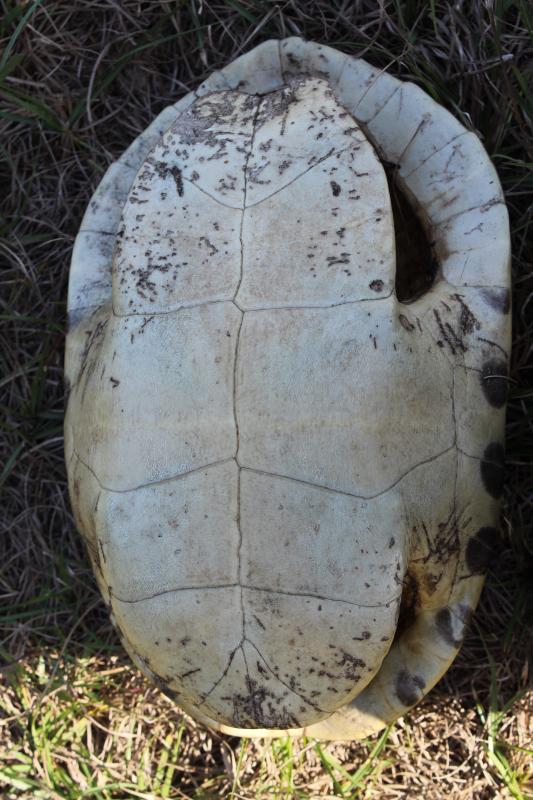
<box><xmin>65</xmin><ymin>38</ymin><xmax>511</xmax><ymax>740</ymax></box>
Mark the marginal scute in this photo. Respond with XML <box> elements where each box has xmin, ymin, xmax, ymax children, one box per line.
<box><xmin>221</xmin><ymin>39</ymin><xmax>284</xmax><ymax>95</ymax></box>
<box><xmin>393</xmin><ymin>570</ymin><xmax>420</xmax><ymax>641</ymax></box>
<box><xmin>435</xmin><ymin>608</ymin><xmax>461</xmax><ymax>648</ymax></box>
<box><xmin>66</xmin><ymin>450</ymin><xmax>109</xmax><ymax>604</ymax></box>
<box><xmin>439</xmin><ymin>239</ymin><xmax>511</xmax><ymax>288</ymax></box>
<box><xmin>453</xmin><ymin>369</ymin><xmax>506</xmax><ymax>462</ymax></box>
<box><xmin>435</xmin><ymin>201</ymin><xmax>508</xmax><ymax>270</ymax></box>
<box><xmin>480</xmin><ymin>358</ymin><xmax>509</xmax><ymax>408</ymax></box>
<box><xmin>465</xmin><ymin>527</ymin><xmax>501</xmax><ymax>575</ymax></box>
<box><xmin>395</xmin><ymin>669</ymin><xmax>426</xmax><ymax>707</ymax></box>
<box><xmin>121</xmin><ymin>102</ymin><xmax>190</xmax><ymax>171</ymax></box>
<box><xmin>480</xmin><ymin>443</ymin><xmax>505</xmax><ymax>499</ymax></box>
<box><xmin>361</xmin><ymin>80</ymin><xmax>510</xmax><ymax>292</ymax></box>
<box><xmin>69</xmin><ymin>231</ymin><xmax>114</xmax><ymax>315</ymax></box>
<box><xmin>279</xmin><ymin>38</ymin><xmax>348</xmax><ymax>85</ymax></box>
<box><xmin>480</xmin><ymin>287</ymin><xmax>510</xmax><ymax>315</ymax></box>
<box><xmin>365</xmin><ymin>82</ymin><xmax>439</xmax><ymax>164</ymax></box>
<box><xmin>336</xmin><ymin>58</ymin><xmax>399</xmax><ymax>124</ymax></box>
<box><xmin>402</xmin><ymin>132</ymin><xmax>504</xmax><ymax>225</ymax></box>
<box><xmin>66</xmin><ymin>37</ymin><xmax>511</xmax><ymax>741</ymax></box>
<box><xmin>396</xmin><ymin>113</ymin><xmax>466</xmax><ymax>179</ymax></box>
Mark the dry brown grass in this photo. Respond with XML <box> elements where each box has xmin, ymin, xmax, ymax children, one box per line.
<box><xmin>1</xmin><ymin>1</ymin><xmax>532</xmax><ymax>798</ymax></box>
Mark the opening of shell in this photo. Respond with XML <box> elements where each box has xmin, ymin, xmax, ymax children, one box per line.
<box><xmin>384</xmin><ymin>163</ymin><xmax>439</xmax><ymax>304</ymax></box>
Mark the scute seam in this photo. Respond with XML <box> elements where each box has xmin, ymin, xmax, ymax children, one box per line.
<box><xmin>109</xmin><ymin>583</ymin><xmax>402</xmax><ymax>609</ymax></box>
<box><xmin>239</xmin><ymin>444</ymin><xmax>455</xmax><ymax>500</ymax></box>
<box><xmin>71</xmin><ymin>447</ymin><xmax>235</xmax><ymax>493</ymax></box>
<box><xmin>234</xmin><ymin>95</ymin><xmax>262</xmax><ymax>706</ymax></box>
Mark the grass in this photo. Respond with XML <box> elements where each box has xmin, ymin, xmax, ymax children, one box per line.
<box><xmin>1</xmin><ymin>0</ymin><xmax>532</xmax><ymax>797</ymax></box>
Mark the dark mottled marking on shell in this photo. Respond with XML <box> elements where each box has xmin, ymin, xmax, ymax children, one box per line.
<box><xmin>158</xmin><ymin>682</ymin><xmax>180</xmax><ymax>701</ymax></box>
<box><xmin>480</xmin><ymin>287</ymin><xmax>510</xmax><ymax>315</ymax></box>
<box><xmin>228</xmin><ymin>677</ymin><xmax>300</xmax><ymax>729</ymax></box>
<box><xmin>454</xmin><ymin>294</ymin><xmax>480</xmax><ymax>335</ymax></box>
<box><xmin>423</xmin><ymin>572</ymin><xmax>440</xmax><ymax>595</ymax></box>
<box><xmin>150</xmin><ymin>670</ymin><xmax>180</xmax><ymax>701</ymax></box>
<box><xmin>338</xmin><ymin>651</ymin><xmax>366</xmax><ymax>680</ymax></box>
<box><xmin>369</xmin><ymin>279</ymin><xmax>384</xmax><ymax>292</ymax></box>
<box><xmin>480</xmin><ymin>358</ymin><xmax>508</xmax><ymax>408</ymax></box>
<box><xmin>395</xmin><ymin>669</ymin><xmax>425</xmax><ymax>707</ymax></box>
<box><xmin>465</xmin><ymin>526</ymin><xmax>501</xmax><ymax>574</ymax></box>
<box><xmin>393</xmin><ymin>570</ymin><xmax>419</xmax><ymax>642</ymax></box>
<box><xmin>480</xmin><ymin>442</ymin><xmax>505</xmax><ymax>498</ymax></box>
<box><xmin>435</xmin><ymin>608</ymin><xmax>462</xmax><ymax>648</ymax></box>
<box><xmin>399</xmin><ymin>314</ymin><xmax>415</xmax><ymax>332</ymax></box>
<box><xmin>435</xmin><ymin>605</ymin><xmax>472</xmax><ymax>647</ymax></box>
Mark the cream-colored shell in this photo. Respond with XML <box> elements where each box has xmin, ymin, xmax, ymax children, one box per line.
<box><xmin>65</xmin><ymin>39</ymin><xmax>511</xmax><ymax>740</ymax></box>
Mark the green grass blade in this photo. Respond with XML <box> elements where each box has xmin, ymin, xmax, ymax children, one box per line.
<box><xmin>0</xmin><ymin>0</ymin><xmax>44</xmax><ymax>73</ymax></box>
